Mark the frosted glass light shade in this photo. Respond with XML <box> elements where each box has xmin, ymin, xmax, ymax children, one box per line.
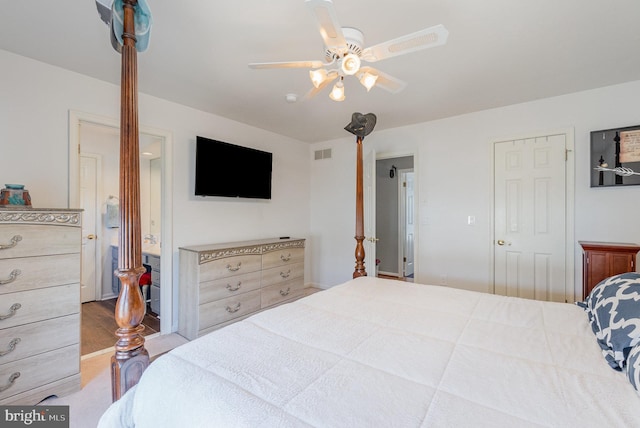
<box><xmin>329</xmin><ymin>81</ymin><xmax>345</xmax><ymax>101</ymax></box>
<box><xmin>309</xmin><ymin>69</ymin><xmax>328</xmax><ymax>88</ymax></box>
<box><xmin>359</xmin><ymin>71</ymin><xmax>378</xmax><ymax>91</ymax></box>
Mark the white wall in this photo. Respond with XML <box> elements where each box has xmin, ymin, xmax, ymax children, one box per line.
<box><xmin>1</xmin><ymin>49</ymin><xmax>312</xmax><ymax>329</ymax></box>
<box><xmin>310</xmin><ymin>80</ymin><xmax>640</xmax><ymax>297</ymax></box>
<box><xmin>5</xmin><ymin>48</ymin><xmax>640</xmax><ymax>303</ymax></box>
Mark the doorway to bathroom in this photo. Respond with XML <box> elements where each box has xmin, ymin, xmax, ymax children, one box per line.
<box><xmin>68</xmin><ymin>110</ymin><xmax>173</xmax><ymax>356</ymax></box>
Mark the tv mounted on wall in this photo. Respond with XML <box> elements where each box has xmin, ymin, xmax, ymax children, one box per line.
<box><xmin>195</xmin><ymin>136</ymin><xmax>272</xmax><ymax>199</ymax></box>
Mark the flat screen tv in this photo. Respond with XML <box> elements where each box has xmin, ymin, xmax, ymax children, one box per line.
<box><xmin>195</xmin><ymin>136</ymin><xmax>272</xmax><ymax>199</ymax></box>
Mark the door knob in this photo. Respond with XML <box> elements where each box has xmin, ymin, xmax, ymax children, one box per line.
<box><xmin>497</xmin><ymin>239</ymin><xmax>511</xmax><ymax>246</ymax></box>
<box><xmin>86</xmin><ymin>234</ymin><xmax>96</xmax><ymax>240</ymax></box>
<box><xmin>366</xmin><ymin>237</ymin><xmax>380</xmax><ymax>243</ymax></box>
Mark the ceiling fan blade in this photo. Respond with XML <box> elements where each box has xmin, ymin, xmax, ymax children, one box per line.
<box><xmin>249</xmin><ymin>60</ymin><xmax>325</xmax><ymax>69</ymax></box>
<box><xmin>360</xmin><ymin>66</ymin><xmax>407</xmax><ymax>94</ymax></box>
<box><xmin>302</xmin><ymin>72</ymin><xmax>338</xmax><ymax>100</ymax></box>
<box><xmin>305</xmin><ymin>0</ymin><xmax>346</xmax><ymax>51</ymax></box>
<box><xmin>361</xmin><ymin>24</ymin><xmax>449</xmax><ymax>63</ymax></box>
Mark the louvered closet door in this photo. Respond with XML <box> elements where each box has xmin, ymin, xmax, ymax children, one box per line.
<box><xmin>493</xmin><ymin>135</ymin><xmax>567</xmax><ymax>302</ymax></box>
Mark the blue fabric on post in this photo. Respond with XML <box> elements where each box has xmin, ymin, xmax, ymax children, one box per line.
<box><xmin>111</xmin><ymin>0</ymin><xmax>152</xmax><ymax>52</ymax></box>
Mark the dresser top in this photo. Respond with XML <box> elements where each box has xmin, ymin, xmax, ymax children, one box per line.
<box><xmin>0</xmin><ymin>208</ymin><xmax>82</xmax><ymax>226</ymax></box>
<box><xmin>180</xmin><ymin>237</ymin><xmax>305</xmax><ymax>254</ymax></box>
<box><xmin>579</xmin><ymin>241</ymin><xmax>640</xmax><ymax>251</ymax></box>
<box><xmin>0</xmin><ymin>208</ymin><xmax>82</xmax><ymax>212</ymax></box>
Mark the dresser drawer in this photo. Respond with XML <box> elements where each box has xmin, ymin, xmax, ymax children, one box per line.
<box><xmin>261</xmin><ymin>278</ymin><xmax>306</xmax><ymax>308</ymax></box>
<box><xmin>198</xmin><ymin>290</ymin><xmax>261</xmax><ymax>332</ymax></box>
<box><xmin>0</xmin><ymin>225</ymin><xmax>80</xmax><ymax>260</ymax></box>
<box><xmin>0</xmin><ymin>284</ymin><xmax>79</xmax><ymax>330</ymax></box>
<box><xmin>0</xmin><ymin>253</ymin><xmax>80</xmax><ymax>295</ymax></box>
<box><xmin>262</xmin><ymin>247</ymin><xmax>304</xmax><ymax>270</ymax></box>
<box><xmin>199</xmin><ymin>270</ymin><xmax>261</xmax><ymax>305</ymax></box>
<box><xmin>0</xmin><ymin>314</ymin><xmax>79</xmax><ymax>365</ymax></box>
<box><xmin>261</xmin><ymin>262</ymin><xmax>304</xmax><ymax>287</ymax></box>
<box><xmin>199</xmin><ymin>254</ymin><xmax>262</xmax><ymax>282</ymax></box>
<box><xmin>0</xmin><ymin>344</ymin><xmax>79</xmax><ymax>402</ymax></box>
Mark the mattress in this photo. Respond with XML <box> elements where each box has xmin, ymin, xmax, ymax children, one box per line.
<box><xmin>98</xmin><ymin>276</ymin><xmax>640</xmax><ymax>427</ymax></box>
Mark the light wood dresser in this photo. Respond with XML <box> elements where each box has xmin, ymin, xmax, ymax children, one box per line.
<box><xmin>0</xmin><ymin>208</ymin><xmax>81</xmax><ymax>404</ymax></box>
<box><xmin>179</xmin><ymin>238</ymin><xmax>308</xmax><ymax>340</ymax></box>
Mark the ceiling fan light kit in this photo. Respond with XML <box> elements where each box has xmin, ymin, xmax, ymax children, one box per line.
<box><xmin>329</xmin><ymin>79</ymin><xmax>346</xmax><ymax>101</ymax></box>
<box><xmin>249</xmin><ymin>0</ymin><xmax>448</xmax><ymax>102</ymax></box>
<box><xmin>358</xmin><ymin>71</ymin><xmax>378</xmax><ymax>91</ymax></box>
<box><xmin>309</xmin><ymin>68</ymin><xmax>328</xmax><ymax>88</ymax></box>
<box><xmin>340</xmin><ymin>53</ymin><xmax>361</xmax><ymax>75</ymax></box>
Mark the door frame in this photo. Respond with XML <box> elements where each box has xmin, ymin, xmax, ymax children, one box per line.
<box><xmin>68</xmin><ymin>110</ymin><xmax>174</xmax><ymax>334</ymax></box>
<box><xmin>80</xmin><ymin>153</ymin><xmax>102</xmax><ymax>302</ymax></box>
<box><xmin>397</xmin><ymin>168</ymin><xmax>414</xmax><ymax>278</ymax></box>
<box><xmin>488</xmin><ymin>128</ymin><xmax>575</xmax><ymax>302</ymax></box>
<box><xmin>372</xmin><ymin>150</ymin><xmax>419</xmax><ymax>279</ymax></box>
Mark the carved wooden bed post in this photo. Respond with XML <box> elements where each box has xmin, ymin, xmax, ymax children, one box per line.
<box><xmin>344</xmin><ymin>113</ymin><xmax>377</xmax><ymax>279</ymax></box>
<box><xmin>111</xmin><ymin>0</ymin><xmax>150</xmax><ymax>401</ymax></box>
<box><xmin>353</xmin><ymin>135</ymin><xmax>366</xmax><ymax>278</ymax></box>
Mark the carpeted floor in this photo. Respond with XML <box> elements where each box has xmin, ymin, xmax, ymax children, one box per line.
<box><xmin>40</xmin><ymin>333</ymin><xmax>188</xmax><ymax>428</ymax></box>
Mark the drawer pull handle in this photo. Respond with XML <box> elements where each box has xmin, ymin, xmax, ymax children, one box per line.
<box><xmin>0</xmin><ymin>235</ymin><xmax>22</xmax><ymax>250</ymax></box>
<box><xmin>280</xmin><ymin>270</ymin><xmax>291</xmax><ymax>279</ymax></box>
<box><xmin>0</xmin><ymin>338</ymin><xmax>21</xmax><ymax>357</ymax></box>
<box><xmin>226</xmin><ymin>282</ymin><xmax>242</xmax><ymax>292</ymax></box>
<box><xmin>0</xmin><ymin>303</ymin><xmax>21</xmax><ymax>321</ymax></box>
<box><xmin>280</xmin><ymin>253</ymin><xmax>291</xmax><ymax>262</ymax></box>
<box><xmin>226</xmin><ymin>262</ymin><xmax>242</xmax><ymax>272</ymax></box>
<box><xmin>280</xmin><ymin>287</ymin><xmax>291</xmax><ymax>296</ymax></box>
<box><xmin>0</xmin><ymin>372</ymin><xmax>20</xmax><ymax>392</ymax></box>
<box><xmin>0</xmin><ymin>269</ymin><xmax>21</xmax><ymax>286</ymax></box>
<box><xmin>226</xmin><ymin>303</ymin><xmax>241</xmax><ymax>313</ymax></box>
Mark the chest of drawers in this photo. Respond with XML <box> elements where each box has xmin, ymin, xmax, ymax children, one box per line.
<box><xmin>179</xmin><ymin>238</ymin><xmax>306</xmax><ymax>340</ymax></box>
<box><xmin>580</xmin><ymin>241</ymin><xmax>640</xmax><ymax>299</ymax></box>
<box><xmin>0</xmin><ymin>209</ymin><xmax>81</xmax><ymax>404</ymax></box>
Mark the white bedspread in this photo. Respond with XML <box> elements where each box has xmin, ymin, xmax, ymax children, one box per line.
<box><xmin>99</xmin><ymin>277</ymin><xmax>640</xmax><ymax>427</ymax></box>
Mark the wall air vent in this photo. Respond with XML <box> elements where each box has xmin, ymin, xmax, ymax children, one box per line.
<box><xmin>314</xmin><ymin>148</ymin><xmax>332</xmax><ymax>160</ymax></box>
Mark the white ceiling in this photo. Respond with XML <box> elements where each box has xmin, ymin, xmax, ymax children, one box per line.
<box><xmin>2</xmin><ymin>1</ymin><xmax>639</xmax><ymax>143</ymax></box>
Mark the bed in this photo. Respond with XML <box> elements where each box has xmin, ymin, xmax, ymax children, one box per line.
<box><xmin>98</xmin><ymin>275</ymin><xmax>640</xmax><ymax>427</ymax></box>
<box><xmin>99</xmin><ymin>2</ymin><xmax>640</xmax><ymax>425</ymax></box>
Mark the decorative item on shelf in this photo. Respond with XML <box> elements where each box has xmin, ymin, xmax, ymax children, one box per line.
<box><xmin>0</xmin><ymin>184</ymin><xmax>32</xmax><ymax>207</ymax></box>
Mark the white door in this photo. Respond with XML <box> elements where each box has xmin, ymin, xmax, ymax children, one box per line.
<box><xmin>400</xmin><ymin>171</ymin><xmax>415</xmax><ymax>278</ymax></box>
<box><xmin>364</xmin><ymin>149</ymin><xmax>377</xmax><ymax>276</ymax></box>
<box><xmin>493</xmin><ymin>134</ymin><xmax>566</xmax><ymax>302</ymax></box>
<box><xmin>80</xmin><ymin>154</ymin><xmax>100</xmax><ymax>303</ymax></box>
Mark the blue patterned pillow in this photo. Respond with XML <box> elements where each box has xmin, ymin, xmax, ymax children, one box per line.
<box><xmin>627</xmin><ymin>343</ymin><xmax>640</xmax><ymax>392</ymax></box>
<box><xmin>577</xmin><ymin>272</ymin><xmax>640</xmax><ymax>370</ymax></box>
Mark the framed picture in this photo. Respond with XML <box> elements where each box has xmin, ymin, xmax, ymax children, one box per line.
<box><xmin>590</xmin><ymin>124</ymin><xmax>640</xmax><ymax>187</ymax></box>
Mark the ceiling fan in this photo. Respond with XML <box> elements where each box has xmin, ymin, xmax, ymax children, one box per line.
<box><xmin>248</xmin><ymin>0</ymin><xmax>449</xmax><ymax>101</ymax></box>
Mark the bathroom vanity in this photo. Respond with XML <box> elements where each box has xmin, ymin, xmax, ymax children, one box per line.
<box><xmin>111</xmin><ymin>245</ymin><xmax>161</xmax><ymax>315</ymax></box>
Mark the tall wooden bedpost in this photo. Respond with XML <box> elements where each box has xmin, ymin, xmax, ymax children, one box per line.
<box><xmin>111</xmin><ymin>0</ymin><xmax>150</xmax><ymax>401</ymax></box>
<box><xmin>353</xmin><ymin>135</ymin><xmax>366</xmax><ymax>278</ymax></box>
<box><xmin>344</xmin><ymin>113</ymin><xmax>377</xmax><ymax>279</ymax></box>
